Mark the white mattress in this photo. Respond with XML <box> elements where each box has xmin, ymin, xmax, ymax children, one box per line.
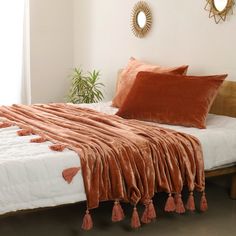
<box><xmin>0</xmin><ymin>102</ymin><xmax>236</xmax><ymax>215</ymax></box>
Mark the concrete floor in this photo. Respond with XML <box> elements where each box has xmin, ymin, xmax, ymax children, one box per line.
<box><xmin>0</xmin><ymin>178</ymin><xmax>235</xmax><ymax>236</ymax></box>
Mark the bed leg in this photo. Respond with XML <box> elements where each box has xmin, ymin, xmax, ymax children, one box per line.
<box><xmin>230</xmin><ymin>174</ymin><xmax>236</xmax><ymax>199</ymax></box>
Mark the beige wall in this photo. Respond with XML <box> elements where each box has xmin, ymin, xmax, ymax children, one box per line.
<box><xmin>30</xmin><ymin>0</ymin><xmax>73</xmax><ymax>103</ymax></box>
<box><xmin>73</xmin><ymin>0</ymin><xmax>236</xmax><ymax>101</ymax></box>
<box><xmin>30</xmin><ymin>0</ymin><xmax>236</xmax><ymax>103</ymax></box>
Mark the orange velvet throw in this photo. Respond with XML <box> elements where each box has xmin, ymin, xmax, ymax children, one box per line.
<box><xmin>0</xmin><ymin>104</ymin><xmax>206</xmax><ymax>226</ymax></box>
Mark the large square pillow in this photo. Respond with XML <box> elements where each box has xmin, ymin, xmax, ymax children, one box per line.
<box><xmin>112</xmin><ymin>57</ymin><xmax>189</xmax><ymax>108</ymax></box>
<box><xmin>116</xmin><ymin>71</ymin><xmax>227</xmax><ymax>129</ymax></box>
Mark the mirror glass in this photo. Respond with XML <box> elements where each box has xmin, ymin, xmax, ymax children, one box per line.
<box><xmin>137</xmin><ymin>11</ymin><xmax>146</xmax><ymax>28</ymax></box>
<box><xmin>214</xmin><ymin>0</ymin><xmax>228</xmax><ymax>12</ymax></box>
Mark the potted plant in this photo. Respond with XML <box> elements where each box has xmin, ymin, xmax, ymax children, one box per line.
<box><xmin>67</xmin><ymin>68</ymin><xmax>104</xmax><ymax>104</ymax></box>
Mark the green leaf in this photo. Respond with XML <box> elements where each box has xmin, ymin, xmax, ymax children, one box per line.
<box><xmin>66</xmin><ymin>67</ymin><xmax>104</xmax><ymax>103</ymax></box>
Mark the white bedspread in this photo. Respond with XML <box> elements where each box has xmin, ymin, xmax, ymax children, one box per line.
<box><xmin>0</xmin><ymin>102</ymin><xmax>236</xmax><ymax>215</ymax></box>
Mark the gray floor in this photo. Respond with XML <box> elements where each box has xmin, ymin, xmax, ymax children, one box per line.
<box><xmin>0</xmin><ymin>177</ymin><xmax>235</xmax><ymax>236</ymax></box>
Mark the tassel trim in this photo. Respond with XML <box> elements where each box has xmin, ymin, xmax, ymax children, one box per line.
<box><xmin>30</xmin><ymin>137</ymin><xmax>47</xmax><ymax>143</ymax></box>
<box><xmin>17</xmin><ymin>129</ymin><xmax>32</xmax><ymax>136</ymax></box>
<box><xmin>49</xmin><ymin>144</ymin><xmax>66</xmax><ymax>152</ymax></box>
<box><xmin>165</xmin><ymin>193</ymin><xmax>176</xmax><ymax>212</ymax></box>
<box><xmin>141</xmin><ymin>204</ymin><xmax>150</xmax><ymax>224</ymax></box>
<box><xmin>62</xmin><ymin>167</ymin><xmax>81</xmax><ymax>184</ymax></box>
<box><xmin>0</xmin><ymin>122</ymin><xmax>12</xmax><ymax>128</ymax></box>
<box><xmin>112</xmin><ymin>200</ymin><xmax>125</xmax><ymax>222</ymax></box>
<box><xmin>186</xmin><ymin>192</ymin><xmax>195</xmax><ymax>211</ymax></box>
<box><xmin>147</xmin><ymin>200</ymin><xmax>156</xmax><ymax>220</ymax></box>
<box><xmin>131</xmin><ymin>206</ymin><xmax>141</xmax><ymax>229</ymax></box>
<box><xmin>200</xmin><ymin>192</ymin><xmax>208</xmax><ymax>212</ymax></box>
<box><xmin>175</xmin><ymin>194</ymin><xmax>185</xmax><ymax>214</ymax></box>
<box><xmin>81</xmin><ymin>210</ymin><xmax>93</xmax><ymax>230</ymax></box>
<box><xmin>141</xmin><ymin>199</ymin><xmax>157</xmax><ymax>224</ymax></box>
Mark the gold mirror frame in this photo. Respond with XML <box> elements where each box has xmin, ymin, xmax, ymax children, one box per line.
<box><xmin>131</xmin><ymin>1</ymin><xmax>152</xmax><ymax>38</ymax></box>
<box><xmin>205</xmin><ymin>0</ymin><xmax>235</xmax><ymax>24</ymax></box>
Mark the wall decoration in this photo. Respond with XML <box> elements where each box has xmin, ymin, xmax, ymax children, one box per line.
<box><xmin>205</xmin><ymin>0</ymin><xmax>235</xmax><ymax>23</ymax></box>
<box><xmin>131</xmin><ymin>1</ymin><xmax>152</xmax><ymax>38</ymax></box>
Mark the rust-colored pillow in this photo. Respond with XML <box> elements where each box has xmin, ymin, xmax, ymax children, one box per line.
<box><xmin>116</xmin><ymin>72</ymin><xmax>227</xmax><ymax>129</ymax></box>
<box><xmin>112</xmin><ymin>57</ymin><xmax>189</xmax><ymax>108</ymax></box>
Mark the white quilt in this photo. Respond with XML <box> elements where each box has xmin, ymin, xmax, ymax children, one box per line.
<box><xmin>0</xmin><ymin>102</ymin><xmax>236</xmax><ymax>215</ymax></box>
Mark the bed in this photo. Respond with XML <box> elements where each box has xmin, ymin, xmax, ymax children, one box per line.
<box><xmin>0</xmin><ymin>79</ymin><xmax>235</xmax><ymax>221</ymax></box>
<box><xmin>206</xmin><ymin>80</ymin><xmax>236</xmax><ymax>199</ymax></box>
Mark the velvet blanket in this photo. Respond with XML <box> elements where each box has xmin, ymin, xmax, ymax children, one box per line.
<box><xmin>0</xmin><ymin>103</ymin><xmax>206</xmax><ymax>228</ymax></box>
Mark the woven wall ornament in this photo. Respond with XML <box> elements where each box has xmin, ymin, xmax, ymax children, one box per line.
<box><xmin>205</xmin><ymin>0</ymin><xmax>235</xmax><ymax>24</ymax></box>
<box><xmin>131</xmin><ymin>1</ymin><xmax>152</xmax><ymax>38</ymax></box>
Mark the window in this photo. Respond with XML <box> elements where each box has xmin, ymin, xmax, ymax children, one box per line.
<box><xmin>0</xmin><ymin>0</ymin><xmax>29</xmax><ymax>105</ymax></box>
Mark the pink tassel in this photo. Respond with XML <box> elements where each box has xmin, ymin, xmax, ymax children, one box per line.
<box><xmin>0</xmin><ymin>122</ymin><xmax>12</xmax><ymax>128</ymax></box>
<box><xmin>164</xmin><ymin>193</ymin><xmax>176</xmax><ymax>212</ymax></box>
<box><xmin>131</xmin><ymin>207</ymin><xmax>141</xmax><ymax>229</ymax></box>
<box><xmin>117</xmin><ymin>201</ymin><xmax>125</xmax><ymax>219</ymax></box>
<box><xmin>175</xmin><ymin>194</ymin><xmax>185</xmax><ymax>214</ymax></box>
<box><xmin>17</xmin><ymin>129</ymin><xmax>32</xmax><ymax>136</ymax></box>
<box><xmin>186</xmin><ymin>192</ymin><xmax>195</xmax><ymax>211</ymax></box>
<box><xmin>141</xmin><ymin>204</ymin><xmax>151</xmax><ymax>224</ymax></box>
<box><xmin>147</xmin><ymin>200</ymin><xmax>156</xmax><ymax>220</ymax></box>
<box><xmin>81</xmin><ymin>210</ymin><xmax>93</xmax><ymax>230</ymax></box>
<box><xmin>141</xmin><ymin>199</ymin><xmax>156</xmax><ymax>224</ymax></box>
<box><xmin>49</xmin><ymin>144</ymin><xmax>66</xmax><ymax>152</ymax></box>
<box><xmin>62</xmin><ymin>167</ymin><xmax>81</xmax><ymax>184</ymax></box>
<box><xmin>30</xmin><ymin>137</ymin><xmax>47</xmax><ymax>143</ymax></box>
<box><xmin>112</xmin><ymin>201</ymin><xmax>125</xmax><ymax>222</ymax></box>
<box><xmin>200</xmin><ymin>192</ymin><xmax>208</xmax><ymax>212</ymax></box>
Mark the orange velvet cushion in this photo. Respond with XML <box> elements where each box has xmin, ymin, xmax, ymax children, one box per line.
<box><xmin>116</xmin><ymin>72</ymin><xmax>227</xmax><ymax>129</ymax></box>
<box><xmin>112</xmin><ymin>58</ymin><xmax>189</xmax><ymax>108</ymax></box>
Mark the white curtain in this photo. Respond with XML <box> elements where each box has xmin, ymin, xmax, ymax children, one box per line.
<box><xmin>0</xmin><ymin>0</ymin><xmax>30</xmax><ymax>105</ymax></box>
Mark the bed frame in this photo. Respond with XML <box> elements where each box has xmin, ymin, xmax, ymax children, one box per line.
<box><xmin>207</xmin><ymin>80</ymin><xmax>236</xmax><ymax>199</ymax></box>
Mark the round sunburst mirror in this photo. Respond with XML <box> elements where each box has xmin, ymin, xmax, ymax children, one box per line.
<box><xmin>205</xmin><ymin>0</ymin><xmax>235</xmax><ymax>23</ymax></box>
<box><xmin>131</xmin><ymin>1</ymin><xmax>152</xmax><ymax>38</ymax></box>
